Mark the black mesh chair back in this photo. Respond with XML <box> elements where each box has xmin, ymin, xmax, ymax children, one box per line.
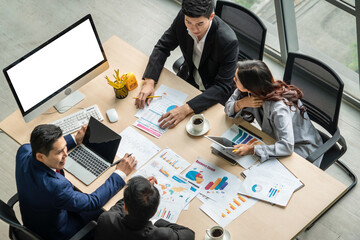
<box><xmin>0</xmin><ymin>195</ymin><xmax>44</xmax><ymax>240</ymax></box>
<box><xmin>215</xmin><ymin>0</ymin><xmax>267</xmax><ymax>60</ymax></box>
<box><xmin>283</xmin><ymin>52</ymin><xmax>343</xmax><ymax>136</ymax></box>
<box><xmin>283</xmin><ymin>52</ymin><xmax>357</xmax><ymax>231</ymax></box>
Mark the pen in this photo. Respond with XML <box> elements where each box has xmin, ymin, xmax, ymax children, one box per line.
<box><xmin>111</xmin><ymin>153</ymin><xmax>133</xmax><ymax>167</ymax></box>
<box><xmin>133</xmin><ymin>96</ymin><xmax>162</xmax><ymax>99</ymax></box>
<box><xmin>232</xmin><ymin>149</ymin><xmax>237</xmax><ymax>153</ymax></box>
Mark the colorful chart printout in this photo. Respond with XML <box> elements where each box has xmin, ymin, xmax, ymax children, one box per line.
<box><xmin>200</xmin><ymin>192</ymin><xmax>257</xmax><ymax>227</ymax></box>
<box><xmin>183</xmin><ymin>157</ymin><xmax>240</xmax><ymax>201</ymax></box>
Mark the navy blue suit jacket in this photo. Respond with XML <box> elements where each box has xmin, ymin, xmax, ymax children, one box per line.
<box><xmin>15</xmin><ymin>135</ymin><xmax>125</xmax><ymax>240</ymax></box>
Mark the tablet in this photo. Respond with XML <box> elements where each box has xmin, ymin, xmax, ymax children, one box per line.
<box><xmin>204</xmin><ymin>136</ymin><xmax>235</xmax><ymax>150</ymax></box>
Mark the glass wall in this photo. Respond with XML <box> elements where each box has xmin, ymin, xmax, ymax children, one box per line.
<box><xmin>229</xmin><ymin>0</ymin><xmax>360</xmax><ymax>104</ymax></box>
<box><xmin>295</xmin><ymin>0</ymin><xmax>358</xmax><ymax>100</ymax></box>
<box><xmin>233</xmin><ymin>0</ymin><xmax>280</xmax><ymax>53</ymax></box>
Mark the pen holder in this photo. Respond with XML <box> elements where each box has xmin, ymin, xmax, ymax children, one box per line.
<box><xmin>114</xmin><ymin>84</ymin><xmax>128</xmax><ymax>99</ymax></box>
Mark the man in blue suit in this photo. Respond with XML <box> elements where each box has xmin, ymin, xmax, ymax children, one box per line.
<box><xmin>15</xmin><ymin>124</ymin><xmax>137</xmax><ymax>240</ymax></box>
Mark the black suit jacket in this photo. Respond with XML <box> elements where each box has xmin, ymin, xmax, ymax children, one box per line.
<box><xmin>143</xmin><ymin>11</ymin><xmax>239</xmax><ymax>113</ymax></box>
<box><xmin>94</xmin><ymin>199</ymin><xmax>195</xmax><ymax>240</ymax></box>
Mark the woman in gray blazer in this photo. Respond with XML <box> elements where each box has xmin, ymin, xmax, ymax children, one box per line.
<box><xmin>225</xmin><ymin>60</ymin><xmax>323</xmax><ymax>167</ymax></box>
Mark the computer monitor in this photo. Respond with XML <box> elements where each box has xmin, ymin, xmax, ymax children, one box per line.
<box><xmin>3</xmin><ymin>14</ymin><xmax>109</xmax><ymax>122</ymax></box>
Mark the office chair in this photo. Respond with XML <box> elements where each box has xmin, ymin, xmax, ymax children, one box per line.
<box><xmin>283</xmin><ymin>52</ymin><xmax>357</xmax><ymax>229</ymax></box>
<box><xmin>173</xmin><ymin>0</ymin><xmax>267</xmax><ymax>75</ymax></box>
<box><xmin>0</xmin><ymin>193</ymin><xmax>97</xmax><ymax>240</ymax></box>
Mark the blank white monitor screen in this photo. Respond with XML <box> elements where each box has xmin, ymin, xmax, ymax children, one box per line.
<box><xmin>3</xmin><ymin>14</ymin><xmax>107</xmax><ymax>121</ymax></box>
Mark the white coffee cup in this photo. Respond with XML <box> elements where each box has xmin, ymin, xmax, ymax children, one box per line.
<box><xmin>190</xmin><ymin>114</ymin><xmax>205</xmax><ymax>133</ymax></box>
<box><xmin>206</xmin><ymin>225</ymin><xmax>225</xmax><ymax>240</ymax></box>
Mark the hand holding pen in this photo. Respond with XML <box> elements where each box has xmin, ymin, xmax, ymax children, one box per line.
<box><xmin>232</xmin><ymin>144</ymin><xmax>254</xmax><ymax>156</ymax></box>
<box><xmin>112</xmin><ymin>153</ymin><xmax>137</xmax><ymax>176</ymax></box>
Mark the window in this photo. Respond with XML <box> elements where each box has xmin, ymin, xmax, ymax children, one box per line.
<box><xmin>295</xmin><ymin>0</ymin><xmax>359</xmax><ymax>101</ymax></box>
<box><xmin>233</xmin><ymin>0</ymin><xmax>280</xmax><ymax>53</ymax></box>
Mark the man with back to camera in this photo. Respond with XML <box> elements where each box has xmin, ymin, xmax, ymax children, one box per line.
<box><xmin>15</xmin><ymin>124</ymin><xmax>137</xmax><ymax>240</ymax></box>
<box><xmin>94</xmin><ymin>176</ymin><xmax>195</xmax><ymax>240</ymax></box>
<box><xmin>135</xmin><ymin>0</ymin><xmax>239</xmax><ymax>129</ymax></box>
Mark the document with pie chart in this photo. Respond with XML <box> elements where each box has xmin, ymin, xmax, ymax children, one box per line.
<box><xmin>183</xmin><ymin>157</ymin><xmax>240</xmax><ymax>201</ymax></box>
<box><xmin>237</xmin><ymin>170</ymin><xmax>295</xmax><ymax>207</ymax></box>
<box><xmin>134</xmin><ymin>84</ymin><xmax>188</xmax><ymax>138</ymax></box>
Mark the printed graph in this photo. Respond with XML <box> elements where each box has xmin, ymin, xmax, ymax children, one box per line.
<box><xmin>160</xmin><ymin>151</ymin><xmax>180</xmax><ymax>170</ymax></box>
<box><xmin>220</xmin><ymin>194</ymin><xmax>251</xmax><ymax>218</ymax></box>
<box><xmin>155</xmin><ymin>206</ymin><xmax>177</xmax><ymax>222</ymax></box>
<box><xmin>268</xmin><ymin>187</ymin><xmax>280</xmax><ymax>198</ymax></box>
<box><xmin>156</xmin><ymin>148</ymin><xmax>190</xmax><ymax>173</ymax></box>
<box><xmin>204</xmin><ymin>177</ymin><xmax>229</xmax><ymax>191</ymax></box>
<box><xmin>232</xmin><ymin>129</ymin><xmax>262</xmax><ymax>146</ymax></box>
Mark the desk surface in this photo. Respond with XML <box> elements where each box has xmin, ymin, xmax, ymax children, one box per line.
<box><xmin>0</xmin><ymin>36</ymin><xmax>347</xmax><ymax>240</ymax></box>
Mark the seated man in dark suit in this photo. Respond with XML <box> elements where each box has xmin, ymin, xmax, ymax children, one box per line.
<box><xmin>15</xmin><ymin>124</ymin><xmax>137</xmax><ymax>240</ymax></box>
<box><xmin>135</xmin><ymin>0</ymin><xmax>238</xmax><ymax>129</ymax></box>
<box><xmin>94</xmin><ymin>176</ymin><xmax>195</xmax><ymax>240</ymax></box>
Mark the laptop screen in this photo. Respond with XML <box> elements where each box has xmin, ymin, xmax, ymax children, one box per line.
<box><xmin>82</xmin><ymin>117</ymin><xmax>121</xmax><ymax>163</ymax></box>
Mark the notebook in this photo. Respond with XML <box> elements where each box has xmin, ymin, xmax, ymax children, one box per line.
<box><xmin>64</xmin><ymin>116</ymin><xmax>121</xmax><ymax>185</ymax></box>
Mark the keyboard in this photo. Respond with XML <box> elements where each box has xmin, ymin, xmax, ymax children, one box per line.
<box><xmin>68</xmin><ymin>146</ymin><xmax>109</xmax><ymax>177</ymax></box>
<box><xmin>52</xmin><ymin>104</ymin><xmax>104</xmax><ymax>136</ymax></box>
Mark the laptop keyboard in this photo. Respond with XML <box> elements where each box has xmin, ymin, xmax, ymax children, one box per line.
<box><xmin>68</xmin><ymin>146</ymin><xmax>109</xmax><ymax>177</ymax></box>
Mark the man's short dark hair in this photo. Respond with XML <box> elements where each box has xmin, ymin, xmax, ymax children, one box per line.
<box><xmin>30</xmin><ymin>124</ymin><xmax>63</xmax><ymax>159</ymax></box>
<box><xmin>124</xmin><ymin>176</ymin><xmax>160</xmax><ymax>221</ymax></box>
<box><xmin>181</xmin><ymin>0</ymin><xmax>214</xmax><ymax>18</ymax></box>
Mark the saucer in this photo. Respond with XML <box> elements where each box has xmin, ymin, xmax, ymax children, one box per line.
<box><xmin>204</xmin><ymin>229</ymin><xmax>231</xmax><ymax>240</ymax></box>
<box><xmin>186</xmin><ymin>118</ymin><xmax>210</xmax><ymax>136</ymax></box>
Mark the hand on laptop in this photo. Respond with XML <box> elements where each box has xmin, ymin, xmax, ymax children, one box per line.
<box><xmin>116</xmin><ymin>153</ymin><xmax>137</xmax><ymax>176</ymax></box>
<box><xmin>75</xmin><ymin>125</ymin><xmax>88</xmax><ymax>145</ymax></box>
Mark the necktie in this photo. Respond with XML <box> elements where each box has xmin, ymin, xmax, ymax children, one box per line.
<box><xmin>56</xmin><ymin>169</ymin><xmax>61</xmax><ymax>175</ymax></box>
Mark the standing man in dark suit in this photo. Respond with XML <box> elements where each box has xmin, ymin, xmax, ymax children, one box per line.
<box><xmin>15</xmin><ymin>124</ymin><xmax>137</xmax><ymax>240</ymax></box>
<box><xmin>135</xmin><ymin>0</ymin><xmax>238</xmax><ymax>129</ymax></box>
<box><xmin>94</xmin><ymin>176</ymin><xmax>195</xmax><ymax>240</ymax></box>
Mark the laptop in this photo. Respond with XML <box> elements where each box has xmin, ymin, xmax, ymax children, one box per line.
<box><xmin>64</xmin><ymin>116</ymin><xmax>121</xmax><ymax>185</ymax></box>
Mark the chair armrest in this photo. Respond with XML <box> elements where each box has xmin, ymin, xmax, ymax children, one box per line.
<box><xmin>69</xmin><ymin>220</ymin><xmax>97</xmax><ymax>240</ymax></box>
<box><xmin>172</xmin><ymin>56</ymin><xmax>185</xmax><ymax>74</ymax></box>
<box><xmin>7</xmin><ymin>193</ymin><xmax>19</xmax><ymax>208</ymax></box>
<box><xmin>307</xmin><ymin>128</ymin><xmax>341</xmax><ymax>163</ymax></box>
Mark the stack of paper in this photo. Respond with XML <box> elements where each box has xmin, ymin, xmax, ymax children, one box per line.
<box><xmin>182</xmin><ymin>157</ymin><xmax>258</xmax><ymax>227</ymax></box>
<box><xmin>239</xmin><ymin>159</ymin><xmax>303</xmax><ymax>207</ymax></box>
<box><xmin>134</xmin><ymin>85</ymin><xmax>188</xmax><ymax>138</ymax></box>
<box><xmin>134</xmin><ymin>148</ymin><xmax>199</xmax><ymax>223</ymax></box>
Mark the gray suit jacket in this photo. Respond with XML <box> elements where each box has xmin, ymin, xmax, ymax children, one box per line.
<box><xmin>143</xmin><ymin>11</ymin><xmax>239</xmax><ymax>113</ymax></box>
<box><xmin>225</xmin><ymin>89</ymin><xmax>323</xmax><ymax>167</ymax></box>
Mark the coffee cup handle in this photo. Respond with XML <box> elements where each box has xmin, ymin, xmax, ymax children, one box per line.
<box><xmin>206</xmin><ymin>229</ymin><xmax>212</xmax><ymax>238</ymax></box>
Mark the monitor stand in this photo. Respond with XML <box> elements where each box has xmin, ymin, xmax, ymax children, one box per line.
<box><xmin>54</xmin><ymin>90</ymin><xmax>85</xmax><ymax>113</ymax></box>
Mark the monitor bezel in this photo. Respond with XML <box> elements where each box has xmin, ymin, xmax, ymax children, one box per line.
<box><xmin>3</xmin><ymin>14</ymin><xmax>108</xmax><ymax>122</ymax></box>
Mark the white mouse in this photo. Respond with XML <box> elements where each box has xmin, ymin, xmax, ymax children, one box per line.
<box><xmin>106</xmin><ymin>108</ymin><xmax>118</xmax><ymax>123</ymax></box>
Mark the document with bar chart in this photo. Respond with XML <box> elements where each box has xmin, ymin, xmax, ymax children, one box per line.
<box><xmin>200</xmin><ymin>192</ymin><xmax>257</xmax><ymax>227</ymax></box>
<box><xmin>210</xmin><ymin>124</ymin><xmax>263</xmax><ymax>169</ymax></box>
<box><xmin>238</xmin><ymin>170</ymin><xmax>295</xmax><ymax>207</ymax></box>
<box><xmin>154</xmin><ymin>148</ymin><xmax>191</xmax><ymax>173</ymax></box>
<box><xmin>151</xmin><ymin>202</ymin><xmax>182</xmax><ymax>223</ymax></box>
<box><xmin>183</xmin><ymin>157</ymin><xmax>240</xmax><ymax>201</ymax></box>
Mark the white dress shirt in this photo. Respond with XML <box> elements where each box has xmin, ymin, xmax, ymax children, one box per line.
<box><xmin>187</xmin><ymin>21</ymin><xmax>212</xmax><ymax>91</ymax></box>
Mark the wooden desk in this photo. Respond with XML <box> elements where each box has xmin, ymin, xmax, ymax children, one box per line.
<box><xmin>0</xmin><ymin>36</ymin><xmax>347</xmax><ymax>240</ymax></box>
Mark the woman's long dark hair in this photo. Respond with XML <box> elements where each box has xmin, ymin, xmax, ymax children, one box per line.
<box><xmin>236</xmin><ymin>60</ymin><xmax>306</xmax><ymax>118</ymax></box>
